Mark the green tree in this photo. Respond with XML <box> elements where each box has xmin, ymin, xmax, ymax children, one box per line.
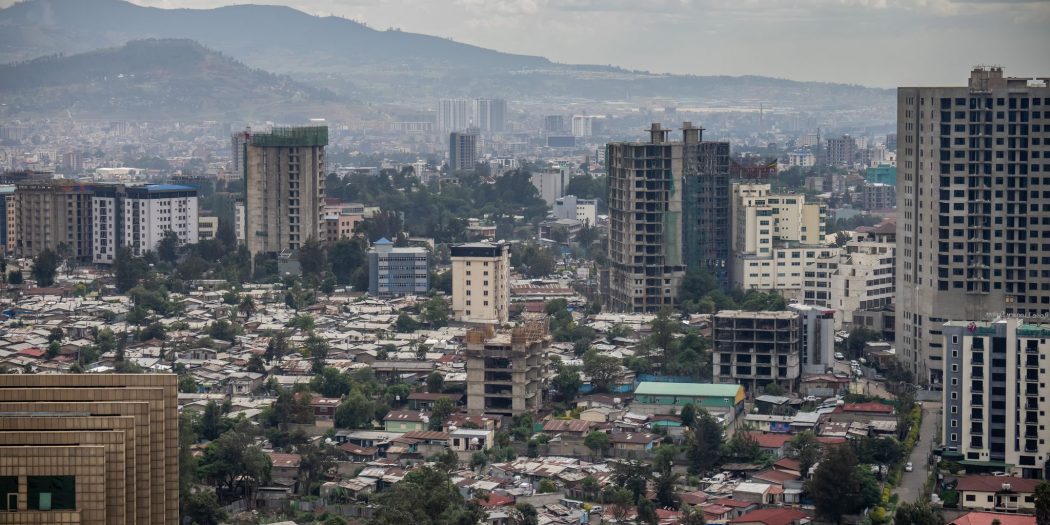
<box><xmin>551</xmin><ymin>364</ymin><xmax>583</xmax><ymax>401</ymax></box>
<box><xmin>680</xmin><ymin>507</ymin><xmax>707</xmax><ymax>525</ymax></box>
<box><xmin>113</xmin><ymin>247</ymin><xmax>148</xmax><ymax>292</ymax></box>
<box><xmin>537</xmin><ymin>479</ymin><xmax>557</xmax><ymax>493</ymax></box>
<box><xmin>636</xmin><ymin>496</ymin><xmax>658</xmax><ymax>525</ymax></box>
<box><xmin>335</xmin><ymin>392</ymin><xmax>376</xmax><ymax>429</ymax></box>
<box><xmin>722</xmin><ymin>431</ymin><xmax>762</xmax><ymax>462</ymax></box>
<box><xmin>197</xmin><ymin>430</ymin><xmax>272</xmax><ymax>506</ymax></box>
<box><xmin>602</xmin><ymin>485</ymin><xmax>634</xmax><ymax>522</ymax></box>
<box><xmin>7</xmin><ymin>270</ymin><xmax>23</xmax><ymax>285</ymax></box>
<box><xmin>304</xmin><ymin>333</ymin><xmax>330</xmax><ymax>373</ymax></box>
<box><xmin>158</xmin><ymin>229</ymin><xmax>181</xmax><ymax>264</ymax></box>
<box><xmin>422</xmin><ymin>296</ymin><xmax>450</xmax><ymax>328</ymax></box>
<box><xmin>785</xmin><ymin>430</ymin><xmax>821</xmax><ymax>477</ymax></box>
<box><xmin>46</xmin><ymin>340</ymin><xmax>61</xmax><ymax>359</ymax></box>
<box><xmin>429</xmin><ymin>397</ymin><xmax>455</xmax><ymax>431</ymax></box>
<box><xmin>48</xmin><ymin>327</ymin><xmax>64</xmax><ymax>343</ymax></box>
<box><xmin>833</xmin><ymin>231</ymin><xmax>851</xmax><ymax>247</ymax></box>
<box><xmin>582</xmin><ymin>348</ymin><xmax>621</xmax><ymax>393</ymax></box>
<box><xmin>807</xmin><ymin>445</ymin><xmax>879</xmax><ymax>524</ymax></box>
<box><xmin>298</xmin><ymin>236</ymin><xmax>326</xmax><ymax>276</ymax></box>
<box><xmin>584</xmin><ymin>431</ymin><xmax>611</xmax><ymax>459</ymax></box>
<box><xmin>395</xmin><ymin>313</ymin><xmax>421</xmax><ymax>333</ymax></box>
<box><xmin>238</xmin><ymin>295</ymin><xmax>257</xmax><ymax>321</ymax></box>
<box><xmin>894</xmin><ymin>501</ymin><xmax>944</xmax><ymax>525</ymax></box>
<box><xmin>680</xmin><ymin>403</ymin><xmax>696</xmax><ymax>427</ymax></box>
<box><xmin>1036</xmin><ymin>481</ymin><xmax>1050</xmax><ymax>525</ymax></box>
<box><xmin>206</xmin><ymin>320</ymin><xmax>238</xmax><ymax>342</ymax></box>
<box><xmin>329</xmin><ymin>238</ymin><xmax>368</xmax><ymax>286</ymax></box>
<box><xmin>264</xmin><ymin>331</ymin><xmax>289</xmax><ymax>363</ymax></box>
<box><xmin>514</xmin><ymin>502</ymin><xmax>539</xmax><ymax>525</ymax></box>
<box><xmin>246</xmin><ymin>354</ymin><xmax>266</xmax><ymax>374</ymax></box>
<box><xmin>367</xmin><ymin>466</ymin><xmax>485</xmax><ymax>525</ymax></box>
<box><xmin>763</xmin><ymin>382</ymin><xmax>786</xmax><ymax>396</ymax></box>
<box><xmin>426</xmin><ymin>371</ymin><xmax>445</xmax><ymax>393</ymax></box>
<box><xmin>433</xmin><ymin>448</ymin><xmax>459</xmax><ymax>473</ymax></box>
<box><xmin>686</xmin><ymin>409</ymin><xmax>723</xmax><ymax>474</ymax></box>
<box><xmin>31</xmin><ymin>248</ymin><xmax>59</xmax><ymax>286</ymax></box>
<box><xmin>183</xmin><ymin>489</ymin><xmax>227</xmax><ymax>525</ymax></box>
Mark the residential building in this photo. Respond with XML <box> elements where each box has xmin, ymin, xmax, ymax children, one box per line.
<box><xmin>231</xmin><ymin>131</ymin><xmax>247</xmax><ymax>173</ymax></box>
<box><xmin>437</xmin><ymin>99</ymin><xmax>472</xmax><ymax>132</ymax></box>
<box><xmin>606</xmin><ymin>122</ymin><xmax>730</xmax><ymax>312</ymax></box>
<box><xmin>730</xmin><ymin>183</ymin><xmax>837</xmax><ymax>300</ymax></box>
<box><xmin>367</xmin><ymin>238</ymin><xmax>429</xmax><ymax>297</ymax></box>
<box><xmin>552</xmin><ymin>195</ymin><xmax>598</xmax><ymax>226</ymax></box>
<box><xmin>0</xmin><ymin>373</ymin><xmax>179</xmax><ymax>525</ymax></box>
<box><xmin>713</xmin><ymin>310</ymin><xmax>802</xmax><ymax>395</ymax></box>
<box><xmin>451</xmin><ymin>241</ymin><xmax>510</xmax><ymax>324</ymax></box>
<box><xmin>13</xmin><ymin>180</ymin><xmax>94</xmax><ymax>261</ymax></box>
<box><xmin>234</xmin><ymin>200</ymin><xmax>245</xmax><ymax>245</ymax></box>
<box><xmin>789</xmin><ymin>303</ymin><xmax>835</xmax><ymax>374</ymax></box>
<box><xmin>787</xmin><ymin>149</ymin><xmax>816</xmax><ymax>168</ymax></box>
<box><xmin>825</xmin><ymin>134</ymin><xmax>856</xmax><ymax>168</ymax></box>
<box><xmin>198</xmin><ymin>216</ymin><xmax>219</xmax><ymax>240</ymax></box>
<box><xmin>92</xmin><ymin>184</ymin><xmax>199</xmax><ymax>263</ymax></box>
<box><xmin>942</xmin><ymin>319</ymin><xmax>1050</xmax><ymax>479</ymax></box>
<box><xmin>473</xmin><ymin>99</ymin><xmax>506</xmax><ymax>133</ymax></box>
<box><xmin>897</xmin><ymin>67</ymin><xmax>1050</xmax><ymax>384</ymax></box>
<box><xmin>465</xmin><ymin>318</ymin><xmax>550</xmax><ymax>417</ymax></box>
<box><xmin>802</xmin><ymin>222</ymin><xmax>896</xmax><ymax>329</ymax></box>
<box><xmin>242</xmin><ymin>126</ymin><xmax>327</xmax><ymax>257</ymax></box>
<box><xmin>530</xmin><ymin>168</ymin><xmax>570</xmax><ymax>206</ymax></box>
<box><xmin>544</xmin><ymin>115</ymin><xmax>565</xmax><ymax>133</ymax></box>
<box><xmin>955</xmin><ymin>475</ymin><xmax>1040</xmax><ymax>512</ymax></box>
<box><xmin>449</xmin><ymin>130</ymin><xmax>479</xmax><ymax>172</ymax></box>
<box><xmin>861</xmin><ymin>182</ymin><xmax>896</xmax><ymax>209</ymax></box>
<box><xmin>0</xmin><ymin>185</ymin><xmax>12</xmax><ymax>255</ymax></box>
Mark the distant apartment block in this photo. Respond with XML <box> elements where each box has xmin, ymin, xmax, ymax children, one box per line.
<box><xmin>713</xmin><ymin>310</ymin><xmax>802</xmax><ymax>394</ymax></box>
<box><xmin>0</xmin><ymin>373</ymin><xmax>179</xmax><ymax>525</ymax></box>
<box><xmin>787</xmin><ymin>149</ymin><xmax>816</xmax><ymax>168</ymax></box>
<box><xmin>864</xmin><ymin>163</ymin><xmax>897</xmax><ymax>186</ymax></box>
<box><xmin>897</xmin><ymin>67</ymin><xmax>1050</xmax><ymax>384</ymax></box>
<box><xmin>553</xmin><ymin>195</ymin><xmax>598</xmax><ymax>226</ymax></box>
<box><xmin>0</xmin><ymin>185</ymin><xmax>12</xmax><ymax>255</ymax></box>
<box><xmin>790</xmin><ymin>303</ymin><xmax>836</xmax><ymax>374</ymax></box>
<box><xmin>449</xmin><ymin>130</ymin><xmax>479</xmax><ymax>172</ymax></box>
<box><xmin>242</xmin><ymin>126</ymin><xmax>327</xmax><ymax>257</ymax></box>
<box><xmin>473</xmin><ymin>99</ymin><xmax>506</xmax><ymax>133</ymax></box>
<box><xmin>451</xmin><ymin>241</ymin><xmax>510</xmax><ymax>324</ymax></box>
<box><xmin>802</xmin><ymin>223</ymin><xmax>896</xmax><ymax>329</ymax></box>
<box><xmin>198</xmin><ymin>215</ymin><xmax>219</xmax><ymax>240</ymax></box>
<box><xmin>437</xmin><ymin>99</ymin><xmax>471</xmax><ymax>132</ymax></box>
<box><xmin>730</xmin><ymin>183</ymin><xmax>837</xmax><ymax>301</ymax></box>
<box><xmin>861</xmin><ymin>182</ymin><xmax>896</xmax><ymax>210</ymax></box>
<box><xmin>92</xmin><ymin>184</ymin><xmax>199</xmax><ymax>263</ymax></box>
<box><xmin>942</xmin><ymin>319</ymin><xmax>1050</xmax><ymax>479</ymax></box>
<box><xmin>367</xmin><ymin>238</ymin><xmax>429</xmax><ymax>297</ymax></box>
<box><xmin>465</xmin><ymin>318</ymin><xmax>550</xmax><ymax>417</ymax></box>
<box><xmin>530</xmin><ymin>168</ymin><xmax>570</xmax><ymax>206</ymax></box>
<box><xmin>14</xmin><ymin>180</ymin><xmax>94</xmax><ymax>261</ymax></box>
<box><xmin>825</xmin><ymin>134</ymin><xmax>857</xmax><ymax>167</ymax></box>
<box><xmin>571</xmin><ymin>115</ymin><xmax>596</xmax><ymax>137</ymax></box>
<box><xmin>544</xmin><ymin>115</ymin><xmax>565</xmax><ymax>133</ymax></box>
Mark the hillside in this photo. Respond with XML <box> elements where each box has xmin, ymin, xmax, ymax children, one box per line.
<box><xmin>0</xmin><ymin>0</ymin><xmax>894</xmax><ymax>116</ymax></box>
<box><xmin>0</xmin><ymin>39</ymin><xmax>337</xmax><ymax>119</ymax></box>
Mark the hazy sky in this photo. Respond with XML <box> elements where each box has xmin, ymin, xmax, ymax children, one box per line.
<box><xmin>22</xmin><ymin>0</ymin><xmax>1050</xmax><ymax>87</ymax></box>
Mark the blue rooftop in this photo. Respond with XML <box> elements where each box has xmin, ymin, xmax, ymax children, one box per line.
<box><xmin>144</xmin><ymin>184</ymin><xmax>195</xmax><ymax>191</ymax></box>
<box><xmin>374</xmin><ymin>237</ymin><xmax>393</xmax><ymax>245</ymax></box>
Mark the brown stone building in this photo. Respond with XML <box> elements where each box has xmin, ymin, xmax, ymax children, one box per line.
<box><xmin>0</xmin><ymin>374</ymin><xmax>178</xmax><ymax>525</ymax></box>
<box><xmin>13</xmin><ymin>179</ymin><xmax>94</xmax><ymax>261</ymax></box>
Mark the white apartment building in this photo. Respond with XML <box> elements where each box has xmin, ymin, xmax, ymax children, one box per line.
<box><xmin>530</xmin><ymin>169</ymin><xmax>570</xmax><ymax>206</ymax></box>
<box><xmin>571</xmin><ymin>115</ymin><xmax>595</xmax><ymax>137</ymax></box>
<box><xmin>787</xmin><ymin>149</ymin><xmax>816</xmax><ymax>168</ymax></box>
<box><xmin>451</xmin><ymin>241</ymin><xmax>510</xmax><ymax>325</ymax></box>
<box><xmin>802</xmin><ymin>223</ymin><xmax>896</xmax><ymax>329</ymax></box>
<box><xmin>92</xmin><ymin>184</ymin><xmax>199</xmax><ymax>264</ymax></box>
<box><xmin>731</xmin><ymin>183</ymin><xmax>837</xmax><ymax>301</ymax></box>
<box><xmin>553</xmin><ymin>195</ymin><xmax>597</xmax><ymax>226</ymax></box>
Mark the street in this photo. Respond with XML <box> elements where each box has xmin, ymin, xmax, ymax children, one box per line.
<box><xmin>895</xmin><ymin>400</ymin><xmax>940</xmax><ymax>503</ymax></box>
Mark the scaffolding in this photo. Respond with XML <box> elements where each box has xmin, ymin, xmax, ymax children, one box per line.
<box><xmin>250</xmin><ymin>126</ymin><xmax>329</xmax><ymax>147</ymax></box>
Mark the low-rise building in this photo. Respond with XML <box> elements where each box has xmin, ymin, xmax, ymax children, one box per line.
<box><xmin>956</xmin><ymin>475</ymin><xmax>1040</xmax><ymax>513</ymax></box>
<box><xmin>713</xmin><ymin>310</ymin><xmax>802</xmax><ymax>395</ymax></box>
<box><xmin>632</xmin><ymin>382</ymin><xmax>745</xmax><ymax>421</ymax></box>
<box><xmin>367</xmin><ymin>238</ymin><xmax>429</xmax><ymax>297</ymax></box>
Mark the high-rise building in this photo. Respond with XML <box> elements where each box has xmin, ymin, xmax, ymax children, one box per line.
<box><xmin>451</xmin><ymin>241</ymin><xmax>510</xmax><ymax>324</ymax></box>
<box><xmin>367</xmin><ymin>238</ymin><xmax>429</xmax><ymax>297</ymax></box>
<box><xmin>465</xmin><ymin>317</ymin><xmax>550</xmax><ymax>416</ymax></box>
<box><xmin>553</xmin><ymin>195</ymin><xmax>598</xmax><ymax>226</ymax></box>
<box><xmin>572</xmin><ymin>115</ymin><xmax>595</xmax><ymax>137</ymax></box>
<box><xmin>437</xmin><ymin>99</ymin><xmax>472</xmax><ymax>132</ymax></box>
<box><xmin>92</xmin><ymin>184</ymin><xmax>199</xmax><ymax>264</ymax></box>
<box><xmin>860</xmin><ymin>182</ymin><xmax>896</xmax><ymax>210</ymax></box>
<box><xmin>713</xmin><ymin>310</ymin><xmax>802</xmax><ymax>394</ymax></box>
<box><xmin>942</xmin><ymin>319</ymin><xmax>1050</xmax><ymax>479</ymax></box>
<box><xmin>0</xmin><ymin>185</ymin><xmax>12</xmax><ymax>256</ymax></box>
<box><xmin>473</xmin><ymin>99</ymin><xmax>506</xmax><ymax>133</ymax></box>
<box><xmin>529</xmin><ymin>168</ymin><xmax>570</xmax><ymax>206</ymax></box>
<box><xmin>449</xmin><ymin>130</ymin><xmax>479</xmax><ymax>172</ymax></box>
<box><xmin>0</xmin><ymin>373</ymin><xmax>179</xmax><ymax>524</ymax></box>
<box><xmin>825</xmin><ymin>134</ymin><xmax>857</xmax><ymax>168</ymax></box>
<box><xmin>730</xmin><ymin>183</ymin><xmax>836</xmax><ymax>300</ymax></box>
<box><xmin>231</xmin><ymin>131</ymin><xmax>247</xmax><ymax>173</ymax></box>
<box><xmin>544</xmin><ymin>115</ymin><xmax>565</xmax><ymax>133</ymax></box>
<box><xmin>896</xmin><ymin>67</ymin><xmax>1050</xmax><ymax>384</ymax></box>
<box><xmin>242</xmin><ymin>126</ymin><xmax>327</xmax><ymax>257</ymax></box>
<box><xmin>13</xmin><ymin>180</ymin><xmax>93</xmax><ymax>261</ymax></box>
<box><xmin>790</xmin><ymin>303</ymin><xmax>836</xmax><ymax>374</ymax></box>
<box><xmin>606</xmin><ymin>122</ymin><xmax>730</xmax><ymax>312</ymax></box>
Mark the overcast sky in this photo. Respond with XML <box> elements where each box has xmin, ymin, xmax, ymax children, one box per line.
<box><xmin>22</xmin><ymin>0</ymin><xmax>1050</xmax><ymax>87</ymax></box>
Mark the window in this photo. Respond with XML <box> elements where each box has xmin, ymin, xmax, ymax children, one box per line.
<box><xmin>0</xmin><ymin>477</ymin><xmax>15</xmax><ymax>510</ymax></box>
<box><xmin>27</xmin><ymin>476</ymin><xmax>75</xmax><ymax>510</ymax></box>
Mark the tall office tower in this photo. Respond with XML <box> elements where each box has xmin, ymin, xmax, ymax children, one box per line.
<box><xmin>896</xmin><ymin>67</ymin><xmax>1050</xmax><ymax>384</ymax></box>
<box><xmin>572</xmin><ymin>115</ymin><xmax>594</xmax><ymax>137</ymax></box>
<box><xmin>231</xmin><ymin>131</ymin><xmax>247</xmax><ymax>172</ymax></box>
<box><xmin>242</xmin><ymin>126</ymin><xmax>327</xmax><ymax>257</ymax></box>
<box><xmin>92</xmin><ymin>184</ymin><xmax>199</xmax><ymax>264</ymax></box>
<box><xmin>473</xmin><ymin>98</ymin><xmax>506</xmax><ymax>133</ymax></box>
<box><xmin>13</xmin><ymin>180</ymin><xmax>93</xmax><ymax>261</ymax></box>
<box><xmin>465</xmin><ymin>316</ymin><xmax>550</xmax><ymax>416</ymax></box>
<box><xmin>451</xmin><ymin>241</ymin><xmax>510</xmax><ymax>324</ymax></box>
<box><xmin>437</xmin><ymin>99</ymin><xmax>472</xmax><ymax>132</ymax></box>
<box><xmin>544</xmin><ymin>115</ymin><xmax>565</xmax><ymax>133</ymax></box>
<box><xmin>449</xmin><ymin>130</ymin><xmax>479</xmax><ymax>172</ymax></box>
<box><xmin>367</xmin><ymin>238</ymin><xmax>429</xmax><ymax>297</ymax></box>
<box><xmin>606</xmin><ymin>123</ymin><xmax>731</xmax><ymax>313</ymax></box>
<box><xmin>0</xmin><ymin>185</ymin><xmax>12</xmax><ymax>256</ymax></box>
<box><xmin>825</xmin><ymin>134</ymin><xmax>857</xmax><ymax>168</ymax></box>
<box><xmin>942</xmin><ymin>319</ymin><xmax>1050</xmax><ymax>478</ymax></box>
<box><xmin>0</xmin><ymin>373</ymin><xmax>178</xmax><ymax>524</ymax></box>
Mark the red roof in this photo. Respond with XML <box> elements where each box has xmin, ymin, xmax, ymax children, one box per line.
<box><xmin>478</xmin><ymin>493</ymin><xmax>515</xmax><ymax>508</ymax></box>
<box><xmin>267</xmin><ymin>452</ymin><xmax>301</xmax><ymax>468</ymax></box>
<box><xmin>17</xmin><ymin>347</ymin><xmax>45</xmax><ymax>357</ymax></box>
<box><xmin>746</xmin><ymin>431</ymin><xmax>793</xmax><ymax>449</ymax></box>
<box><xmin>729</xmin><ymin>508</ymin><xmax>809</xmax><ymax>525</ymax></box>
<box><xmin>752</xmin><ymin>469</ymin><xmax>799</xmax><ymax>485</ymax></box>
<box><xmin>949</xmin><ymin>512</ymin><xmax>1035</xmax><ymax>525</ymax></box>
<box><xmin>956</xmin><ymin>475</ymin><xmax>1040</xmax><ymax>494</ymax></box>
<box><xmin>773</xmin><ymin>458</ymin><xmax>802</xmax><ymax>472</ymax></box>
<box><xmin>714</xmin><ymin>498</ymin><xmax>756</xmax><ymax>509</ymax></box>
<box><xmin>841</xmin><ymin>402</ymin><xmax>893</xmax><ymax>414</ymax></box>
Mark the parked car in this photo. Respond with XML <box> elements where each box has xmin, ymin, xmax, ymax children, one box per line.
<box><xmin>834</xmin><ymin>352</ymin><xmax>845</xmax><ymax>360</ymax></box>
<box><xmin>905</xmin><ymin>462</ymin><xmax>913</xmax><ymax>472</ymax></box>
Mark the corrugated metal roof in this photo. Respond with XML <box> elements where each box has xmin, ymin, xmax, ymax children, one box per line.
<box><xmin>634</xmin><ymin>381</ymin><xmax>742</xmax><ymax>398</ymax></box>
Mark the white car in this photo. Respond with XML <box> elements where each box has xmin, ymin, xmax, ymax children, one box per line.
<box><xmin>905</xmin><ymin>462</ymin><xmax>913</xmax><ymax>472</ymax></box>
<box><xmin>834</xmin><ymin>352</ymin><xmax>845</xmax><ymax>360</ymax></box>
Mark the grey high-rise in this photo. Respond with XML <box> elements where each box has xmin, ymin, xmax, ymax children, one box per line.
<box><xmin>605</xmin><ymin>122</ymin><xmax>730</xmax><ymax>313</ymax></box>
<box><xmin>896</xmin><ymin>67</ymin><xmax>1050</xmax><ymax>385</ymax></box>
<box><xmin>449</xmin><ymin>130</ymin><xmax>479</xmax><ymax>172</ymax></box>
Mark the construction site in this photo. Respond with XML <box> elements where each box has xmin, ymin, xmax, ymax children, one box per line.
<box><xmin>464</xmin><ymin>315</ymin><xmax>551</xmax><ymax>417</ymax></box>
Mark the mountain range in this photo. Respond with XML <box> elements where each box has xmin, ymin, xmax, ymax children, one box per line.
<box><xmin>0</xmin><ymin>0</ymin><xmax>895</xmax><ymax>119</ymax></box>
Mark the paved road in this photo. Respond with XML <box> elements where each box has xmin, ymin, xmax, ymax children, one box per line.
<box><xmin>896</xmin><ymin>400</ymin><xmax>940</xmax><ymax>503</ymax></box>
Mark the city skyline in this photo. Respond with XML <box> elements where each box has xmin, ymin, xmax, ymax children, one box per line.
<box><xmin>5</xmin><ymin>0</ymin><xmax>1044</xmax><ymax>87</ymax></box>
